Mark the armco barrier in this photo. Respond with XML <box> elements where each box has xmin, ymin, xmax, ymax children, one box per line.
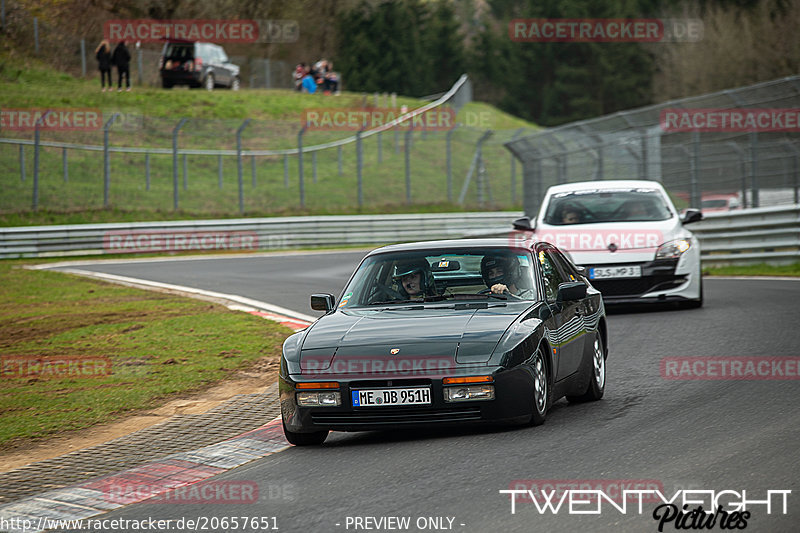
<box><xmin>690</xmin><ymin>204</ymin><xmax>800</xmax><ymax>266</ymax></box>
<box><xmin>0</xmin><ymin>212</ymin><xmax>519</xmax><ymax>259</ymax></box>
<box><xmin>1</xmin><ymin>207</ymin><xmax>797</xmax><ymax>264</ymax></box>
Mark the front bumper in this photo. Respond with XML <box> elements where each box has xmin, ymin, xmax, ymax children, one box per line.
<box><xmin>584</xmin><ymin>258</ymin><xmax>697</xmax><ymax>302</ymax></box>
<box><xmin>280</xmin><ymin>367</ymin><xmax>534</xmax><ymax>433</ymax></box>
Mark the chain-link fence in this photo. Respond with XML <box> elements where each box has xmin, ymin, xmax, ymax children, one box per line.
<box><xmin>506</xmin><ymin>76</ymin><xmax>800</xmax><ymax>217</ymax></box>
<box><xmin>1</xmin><ymin>75</ymin><xmax>540</xmax><ymax>215</ymax></box>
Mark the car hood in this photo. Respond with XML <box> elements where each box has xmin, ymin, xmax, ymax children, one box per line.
<box><xmin>535</xmin><ymin>218</ymin><xmax>690</xmax><ymax>264</ymax></box>
<box><xmin>294</xmin><ymin>304</ymin><xmax>530</xmax><ymax>375</ymax></box>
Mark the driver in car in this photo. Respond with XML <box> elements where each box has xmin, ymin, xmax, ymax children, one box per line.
<box><xmin>393</xmin><ymin>259</ymin><xmax>437</xmax><ymax>299</ymax></box>
<box><xmin>480</xmin><ymin>255</ymin><xmax>534</xmax><ymax>299</ymax></box>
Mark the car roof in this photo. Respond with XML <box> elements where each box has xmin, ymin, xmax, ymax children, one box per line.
<box><xmin>367</xmin><ymin>238</ymin><xmax>537</xmax><ymax>256</ymax></box>
<box><xmin>545</xmin><ymin>180</ymin><xmax>667</xmax><ymax>194</ymax></box>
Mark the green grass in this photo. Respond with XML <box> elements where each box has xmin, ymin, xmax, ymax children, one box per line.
<box><xmin>0</xmin><ymin>260</ymin><xmax>292</xmax><ymax>447</ymax></box>
<box><xmin>704</xmin><ymin>263</ymin><xmax>800</xmax><ymax>277</ymax></box>
<box><xmin>1</xmin><ymin>54</ymin><xmax>538</xmax><ymax>225</ymax></box>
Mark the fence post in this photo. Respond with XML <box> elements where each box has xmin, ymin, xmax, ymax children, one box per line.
<box><xmin>284</xmin><ymin>154</ymin><xmax>289</xmax><ymax>187</ymax></box>
<box><xmin>748</xmin><ymin>132</ymin><xmax>760</xmax><ymax>207</ymax></box>
<box><xmin>510</xmin><ymin>128</ymin><xmax>524</xmax><ymax>203</ymax></box>
<box><xmin>337</xmin><ymin>145</ymin><xmax>343</xmax><ymax>176</ymax></box>
<box><xmin>458</xmin><ymin>130</ymin><xmax>493</xmax><ymax>204</ymax></box>
<box><xmin>446</xmin><ymin>126</ymin><xmax>456</xmax><ymax>202</ymax></box>
<box><xmin>640</xmin><ymin>129</ymin><xmax>649</xmax><ymax>180</ymax></box>
<box><xmin>136</xmin><ymin>44</ymin><xmax>143</xmax><ymax>85</ymax></box>
<box><xmin>405</xmin><ymin>126</ymin><xmax>413</xmax><ymax>204</ymax></box>
<box><xmin>145</xmin><ymin>153</ymin><xmax>151</xmax><ymax>191</ymax></box>
<box><xmin>172</xmin><ymin>118</ymin><xmax>188</xmax><ymax>210</ymax></box>
<box><xmin>33</xmin><ymin>111</ymin><xmax>53</xmax><ymax>210</ymax></box>
<box><xmin>265</xmin><ymin>59</ymin><xmax>271</xmax><ymax>89</ymax></box>
<box><xmin>62</xmin><ymin>147</ymin><xmax>68</xmax><ymax>182</ymax></box>
<box><xmin>251</xmin><ymin>155</ymin><xmax>257</xmax><ymax>187</ymax></box>
<box><xmin>394</xmin><ymin>128</ymin><xmax>400</xmax><ymax>154</ymax></box>
<box><xmin>236</xmin><ymin>119</ymin><xmax>251</xmax><ymax>214</ymax></box>
<box><xmin>357</xmin><ymin>129</ymin><xmax>364</xmax><ymax>208</ymax></box>
<box><xmin>103</xmin><ymin>113</ymin><xmax>120</xmax><ymax>208</ymax></box>
<box><xmin>298</xmin><ymin>126</ymin><xmax>307</xmax><ymax>208</ymax></box>
<box><xmin>312</xmin><ymin>151</ymin><xmax>317</xmax><ymax>184</ymax></box>
<box><xmin>34</xmin><ymin>18</ymin><xmax>39</xmax><ymax>54</ymax></box>
<box><xmin>377</xmin><ymin>131</ymin><xmax>383</xmax><ymax>163</ymax></box>
<box><xmin>80</xmin><ymin>39</ymin><xmax>86</xmax><ymax>77</ymax></box>
<box><xmin>218</xmin><ymin>154</ymin><xmax>223</xmax><ymax>189</ymax></box>
<box><xmin>182</xmin><ymin>153</ymin><xmax>188</xmax><ymax>190</ymax></box>
<box><xmin>1</xmin><ymin>0</ymin><xmax>5</xmax><ymax>33</ymax></box>
<box><xmin>391</xmin><ymin>93</ymin><xmax>397</xmax><ymax>107</ymax></box>
<box><xmin>690</xmin><ymin>131</ymin><xmax>700</xmax><ymax>209</ymax></box>
<box><xmin>19</xmin><ymin>145</ymin><xmax>25</xmax><ymax>182</ymax></box>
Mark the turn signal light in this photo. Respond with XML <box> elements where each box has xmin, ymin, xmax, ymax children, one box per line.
<box><xmin>296</xmin><ymin>381</ymin><xmax>339</xmax><ymax>390</ymax></box>
<box><xmin>443</xmin><ymin>376</ymin><xmax>493</xmax><ymax>385</ymax></box>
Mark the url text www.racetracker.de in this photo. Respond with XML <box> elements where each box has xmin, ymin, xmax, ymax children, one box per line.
<box><xmin>499</xmin><ymin>488</ymin><xmax>791</xmax><ymax>531</ymax></box>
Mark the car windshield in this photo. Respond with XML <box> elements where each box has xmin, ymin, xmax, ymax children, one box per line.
<box><xmin>338</xmin><ymin>248</ymin><xmax>539</xmax><ymax>307</ymax></box>
<box><xmin>544</xmin><ymin>188</ymin><xmax>673</xmax><ymax>224</ymax></box>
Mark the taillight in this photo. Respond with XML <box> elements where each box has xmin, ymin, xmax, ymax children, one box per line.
<box><xmin>194</xmin><ymin>57</ymin><xmax>203</xmax><ymax>71</ymax></box>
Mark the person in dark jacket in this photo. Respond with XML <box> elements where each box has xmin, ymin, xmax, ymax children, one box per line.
<box><xmin>95</xmin><ymin>40</ymin><xmax>112</xmax><ymax>92</ymax></box>
<box><xmin>112</xmin><ymin>41</ymin><xmax>131</xmax><ymax>91</ymax></box>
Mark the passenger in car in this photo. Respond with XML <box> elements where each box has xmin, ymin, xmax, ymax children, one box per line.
<box><xmin>480</xmin><ymin>255</ymin><xmax>534</xmax><ymax>298</ymax></box>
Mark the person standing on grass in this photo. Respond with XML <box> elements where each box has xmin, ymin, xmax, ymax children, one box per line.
<box><xmin>112</xmin><ymin>40</ymin><xmax>131</xmax><ymax>92</ymax></box>
<box><xmin>95</xmin><ymin>40</ymin><xmax>112</xmax><ymax>92</ymax></box>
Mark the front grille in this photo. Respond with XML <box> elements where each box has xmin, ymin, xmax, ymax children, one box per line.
<box><xmin>592</xmin><ymin>275</ymin><xmax>687</xmax><ymax>297</ymax></box>
<box><xmin>311</xmin><ymin>407</ymin><xmax>482</xmax><ymax>427</ymax></box>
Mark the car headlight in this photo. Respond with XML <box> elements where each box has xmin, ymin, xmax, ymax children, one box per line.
<box><xmin>297</xmin><ymin>391</ymin><xmax>341</xmax><ymax>407</ymax></box>
<box><xmin>443</xmin><ymin>385</ymin><xmax>495</xmax><ymax>402</ymax></box>
<box><xmin>655</xmin><ymin>239</ymin><xmax>691</xmax><ymax>260</ymax></box>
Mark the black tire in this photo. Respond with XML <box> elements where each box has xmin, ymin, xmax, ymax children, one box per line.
<box><xmin>529</xmin><ymin>348</ymin><xmax>551</xmax><ymax>426</ymax></box>
<box><xmin>567</xmin><ymin>333</ymin><xmax>606</xmax><ymax>403</ymax></box>
<box><xmin>205</xmin><ymin>74</ymin><xmax>215</xmax><ymax>91</ymax></box>
<box><xmin>282</xmin><ymin>419</ymin><xmax>328</xmax><ymax>446</ymax></box>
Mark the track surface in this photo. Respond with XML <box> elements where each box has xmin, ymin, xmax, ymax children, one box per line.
<box><xmin>54</xmin><ymin>253</ymin><xmax>800</xmax><ymax>532</ymax></box>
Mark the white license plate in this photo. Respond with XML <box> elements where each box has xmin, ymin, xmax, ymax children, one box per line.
<box><xmin>589</xmin><ymin>266</ymin><xmax>642</xmax><ymax>279</ymax></box>
<box><xmin>351</xmin><ymin>387</ymin><xmax>431</xmax><ymax>407</ymax></box>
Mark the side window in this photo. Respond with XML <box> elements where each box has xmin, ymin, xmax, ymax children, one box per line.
<box><xmin>551</xmin><ymin>250</ymin><xmax>580</xmax><ymax>283</ymax></box>
<box><xmin>537</xmin><ymin>248</ymin><xmax>566</xmax><ymax>302</ymax></box>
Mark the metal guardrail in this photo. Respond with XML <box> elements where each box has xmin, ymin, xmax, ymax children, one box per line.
<box><xmin>691</xmin><ymin>204</ymin><xmax>800</xmax><ymax>265</ymax></box>
<box><xmin>0</xmin><ymin>212</ymin><xmax>520</xmax><ymax>259</ymax></box>
<box><xmin>1</xmin><ymin>207</ymin><xmax>797</xmax><ymax>264</ymax></box>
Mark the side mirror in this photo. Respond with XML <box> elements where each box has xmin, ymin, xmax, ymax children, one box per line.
<box><xmin>575</xmin><ymin>266</ymin><xmax>587</xmax><ymax>276</ymax></box>
<box><xmin>683</xmin><ymin>209</ymin><xmax>703</xmax><ymax>224</ymax></box>
<box><xmin>556</xmin><ymin>281</ymin><xmax>587</xmax><ymax>302</ymax></box>
<box><xmin>310</xmin><ymin>293</ymin><xmax>335</xmax><ymax>312</ymax></box>
<box><xmin>512</xmin><ymin>216</ymin><xmax>534</xmax><ymax>231</ymax></box>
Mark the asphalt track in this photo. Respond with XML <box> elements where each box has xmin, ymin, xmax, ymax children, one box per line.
<box><xmin>51</xmin><ymin>252</ymin><xmax>800</xmax><ymax>533</ymax></box>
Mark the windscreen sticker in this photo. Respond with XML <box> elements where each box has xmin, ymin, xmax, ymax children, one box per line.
<box><xmin>517</xmin><ymin>255</ymin><xmax>530</xmax><ymax>267</ymax></box>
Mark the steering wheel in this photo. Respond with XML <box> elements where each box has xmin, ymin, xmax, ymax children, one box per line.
<box><xmin>477</xmin><ymin>288</ymin><xmax>494</xmax><ymax>295</ymax></box>
<box><xmin>369</xmin><ymin>285</ymin><xmax>405</xmax><ymax>303</ymax></box>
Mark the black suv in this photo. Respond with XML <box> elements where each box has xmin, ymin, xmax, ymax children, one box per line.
<box><xmin>159</xmin><ymin>41</ymin><xmax>240</xmax><ymax>90</ymax></box>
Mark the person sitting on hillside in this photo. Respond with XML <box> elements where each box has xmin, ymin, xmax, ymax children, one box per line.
<box><xmin>300</xmin><ymin>65</ymin><xmax>317</xmax><ymax>94</ymax></box>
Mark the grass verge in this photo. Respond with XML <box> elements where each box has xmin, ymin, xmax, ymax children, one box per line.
<box><xmin>0</xmin><ymin>260</ymin><xmax>292</xmax><ymax>448</ymax></box>
<box><xmin>703</xmin><ymin>263</ymin><xmax>800</xmax><ymax>277</ymax></box>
